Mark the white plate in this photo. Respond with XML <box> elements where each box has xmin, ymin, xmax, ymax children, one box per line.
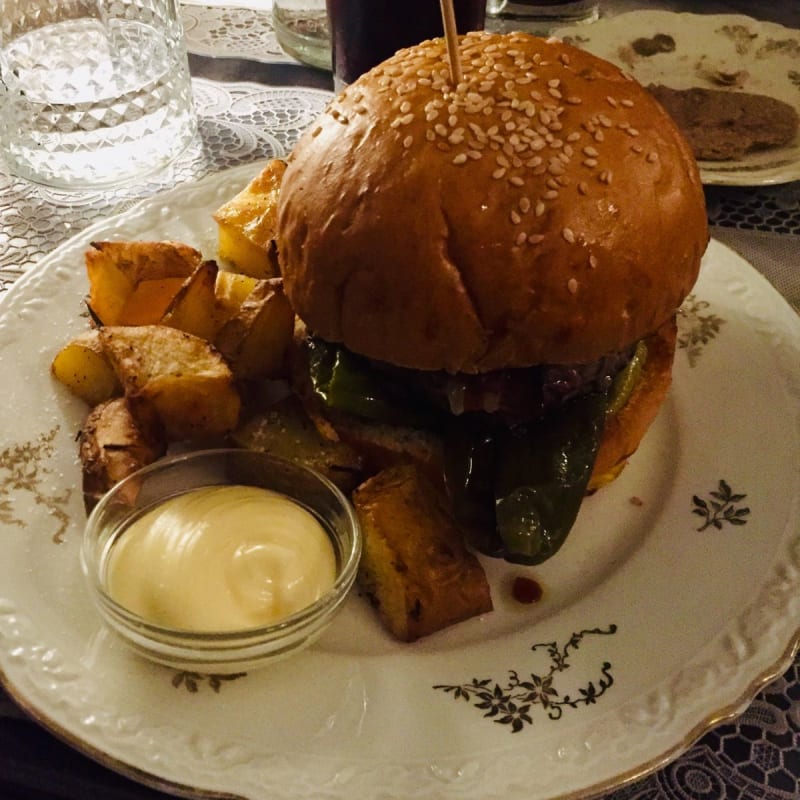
<box><xmin>1</xmin><ymin>163</ymin><xmax>799</xmax><ymax>800</ymax></box>
<box><xmin>552</xmin><ymin>11</ymin><xmax>800</xmax><ymax>186</ymax></box>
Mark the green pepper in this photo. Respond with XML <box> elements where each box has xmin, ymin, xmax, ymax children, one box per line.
<box><xmin>606</xmin><ymin>340</ymin><xmax>647</xmax><ymax>417</ymax></box>
<box><xmin>306</xmin><ymin>337</ymin><xmax>428</xmax><ymax>428</ymax></box>
<box><xmin>444</xmin><ymin>392</ymin><xmax>608</xmax><ymax>565</ymax></box>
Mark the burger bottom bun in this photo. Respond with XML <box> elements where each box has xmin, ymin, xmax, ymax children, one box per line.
<box><xmin>291</xmin><ymin>318</ymin><xmax>678</xmax><ymax>497</ymax></box>
<box><xmin>588</xmin><ymin>316</ymin><xmax>676</xmax><ymax>490</ymax></box>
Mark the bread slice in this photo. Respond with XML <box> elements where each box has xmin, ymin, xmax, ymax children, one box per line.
<box><xmin>353</xmin><ymin>465</ymin><xmax>492</xmax><ymax>641</ymax></box>
<box><xmin>647</xmin><ymin>84</ymin><xmax>799</xmax><ymax>161</ymax></box>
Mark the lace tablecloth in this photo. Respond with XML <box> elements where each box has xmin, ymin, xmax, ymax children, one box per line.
<box><xmin>0</xmin><ymin>4</ymin><xmax>799</xmax><ymax>800</ymax></box>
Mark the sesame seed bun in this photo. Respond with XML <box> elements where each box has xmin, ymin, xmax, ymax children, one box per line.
<box><xmin>277</xmin><ymin>31</ymin><xmax>708</xmax><ymax>373</ymax></box>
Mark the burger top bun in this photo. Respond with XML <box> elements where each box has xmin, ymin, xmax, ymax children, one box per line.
<box><xmin>277</xmin><ymin>31</ymin><xmax>709</xmax><ymax>373</ymax></box>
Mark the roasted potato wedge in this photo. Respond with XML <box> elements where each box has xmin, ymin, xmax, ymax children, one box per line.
<box><xmin>214</xmin><ymin>279</ymin><xmax>294</xmax><ymax>379</ymax></box>
<box><xmin>160</xmin><ymin>260</ymin><xmax>220</xmax><ymax>340</ymax></box>
<box><xmin>213</xmin><ymin>159</ymin><xmax>285</xmax><ymax>278</ymax></box>
<box><xmin>98</xmin><ymin>325</ymin><xmax>241</xmax><ymax>441</ymax></box>
<box><xmin>51</xmin><ymin>329</ymin><xmax>122</xmax><ymax>406</ymax></box>
<box><xmin>353</xmin><ymin>465</ymin><xmax>493</xmax><ymax>642</ymax></box>
<box><xmin>79</xmin><ymin>397</ymin><xmax>166</xmax><ymax>511</ymax></box>
<box><xmin>86</xmin><ymin>240</ymin><xmax>202</xmax><ymax>325</ymax></box>
<box><xmin>213</xmin><ymin>270</ymin><xmax>260</xmax><ymax>326</ymax></box>
<box><xmin>233</xmin><ymin>394</ymin><xmax>364</xmax><ymax>492</ymax></box>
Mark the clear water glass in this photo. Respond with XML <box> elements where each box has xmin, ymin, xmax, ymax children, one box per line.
<box><xmin>0</xmin><ymin>0</ymin><xmax>198</xmax><ymax>188</ymax></box>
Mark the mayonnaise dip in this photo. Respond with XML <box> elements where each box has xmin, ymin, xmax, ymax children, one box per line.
<box><xmin>105</xmin><ymin>485</ymin><xmax>337</xmax><ymax>631</ymax></box>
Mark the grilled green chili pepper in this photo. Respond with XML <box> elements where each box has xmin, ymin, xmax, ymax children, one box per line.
<box><xmin>306</xmin><ymin>337</ymin><xmax>427</xmax><ymax>427</ymax></box>
<box><xmin>445</xmin><ymin>392</ymin><xmax>608</xmax><ymax>565</ymax></box>
<box><xmin>606</xmin><ymin>340</ymin><xmax>647</xmax><ymax>417</ymax></box>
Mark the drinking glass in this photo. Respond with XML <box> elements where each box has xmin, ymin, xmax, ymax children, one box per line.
<box><xmin>486</xmin><ymin>0</ymin><xmax>600</xmax><ymax>33</ymax></box>
<box><xmin>0</xmin><ymin>0</ymin><xmax>198</xmax><ymax>188</ymax></box>
<box><xmin>272</xmin><ymin>0</ymin><xmax>331</xmax><ymax>71</ymax></box>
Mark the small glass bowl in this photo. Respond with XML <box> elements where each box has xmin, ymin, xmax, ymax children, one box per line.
<box><xmin>81</xmin><ymin>448</ymin><xmax>362</xmax><ymax>673</ymax></box>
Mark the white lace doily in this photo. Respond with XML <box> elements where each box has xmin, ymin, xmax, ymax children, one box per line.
<box><xmin>0</xmin><ymin>79</ymin><xmax>331</xmax><ymax>293</ymax></box>
<box><xmin>180</xmin><ymin>2</ymin><xmax>294</xmax><ymax>63</ymax></box>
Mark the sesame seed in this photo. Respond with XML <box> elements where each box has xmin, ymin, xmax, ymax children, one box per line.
<box><xmin>403</xmin><ymin>135</ymin><xmax>413</xmax><ymax>148</ymax></box>
<box><xmin>583</xmin><ymin>145</ymin><xmax>599</xmax><ymax>157</ymax></box>
<box><xmin>510</xmin><ymin>210</ymin><xmax>521</xmax><ymax>224</ymax></box>
<box><xmin>452</xmin><ymin>153</ymin><xmax>468</xmax><ymax>164</ymax></box>
<box><xmin>626</xmin><ymin>128</ymin><xmax>640</xmax><ymax>137</ymax></box>
<box><xmin>544</xmin><ymin>189</ymin><xmax>559</xmax><ymax>200</ymax></box>
<box><xmin>510</xmin><ymin>175</ymin><xmax>525</xmax><ymax>186</ymax></box>
<box><xmin>567</xmin><ymin>278</ymin><xmax>578</xmax><ymax>293</ymax></box>
<box><xmin>528</xmin><ymin>234</ymin><xmax>545</xmax><ymax>245</ymax></box>
<box><xmin>566</xmin><ymin>132</ymin><xmax>581</xmax><ymax>142</ymax></box>
<box><xmin>519</xmin><ymin>197</ymin><xmax>531</xmax><ymax>213</ymax></box>
<box><xmin>621</xmin><ymin>99</ymin><xmax>634</xmax><ymax>108</ymax></box>
<box><xmin>466</xmin><ymin>149</ymin><xmax>483</xmax><ymax>160</ymax></box>
<box><xmin>515</xmin><ymin>232</ymin><xmax>528</xmax><ymax>246</ymax></box>
<box><xmin>594</xmin><ymin>130</ymin><xmax>605</xmax><ymax>142</ymax></box>
<box><xmin>493</xmin><ymin>167</ymin><xmax>507</xmax><ymax>179</ymax></box>
<box><xmin>425</xmin><ymin>130</ymin><xmax>436</xmax><ymax>141</ymax></box>
<box><xmin>583</xmin><ymin>158</ymin><xmax>598</xmax><ymax>168</ymax></box>
<box><xmin>589</xmin><ymin>254</ymin><xmax>598</xmax><ymax>269</ymax></box>
<box><xmin>606</xmin><ymin>96</ymin><xmax>619</xmax><ymax>108</ymax></box>
<box><xmin>566</xmin><ymin>96</ymin><xmax>583</xmax><ymax>105</ymax></box>
<box><xmin>578</xmin><ymin>181</ymin><xmax>588</xmax><ymax>195</ymax></box>
<box><xmin>535</xmin><ymin>200</ymin><xmax>546</xmax><ymax>216</ymax></box>
<box><xmin>400</xmin><ymin>100</ymin><xmax>411</xmax><ymax>113</ymax></box>
<box><xmin>562</xmin><ymin>227</ymin><xmax>576</xmax><ymax>243</ymax></box>
<box><xmin>631</xmin><ymin>143</ymin><xmax>644</xmax><ymax>153</ymax></box>
<box><xmin>646</xmin><ymin>151</ymin><xmax>658</xmax><ymax>163</ymax></box>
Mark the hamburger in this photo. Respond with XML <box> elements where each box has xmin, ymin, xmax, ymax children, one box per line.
<box><xmin>276</xmin><ymin>31</ymin><xmax>708</xmax><ymax>565</ymax></box>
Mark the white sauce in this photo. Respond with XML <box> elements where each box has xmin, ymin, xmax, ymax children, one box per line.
<box><xmin>105</xmin><ymin>485</ymin><xmax>337</xmax><ymax>631</ymax></box>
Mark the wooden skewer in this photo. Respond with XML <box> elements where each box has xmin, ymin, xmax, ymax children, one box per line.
<box><xmin>439</xmin><ymin>0</ymin><xmax>463</xmax><ymax>85</ymax></box>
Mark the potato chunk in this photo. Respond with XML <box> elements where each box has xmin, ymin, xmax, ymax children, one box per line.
<box><xmin>160</xmin><ymin>260</ymin><xmax>220</xmax><ymax>340</ymax></box>
<box><xmin>214</xmin><ymin>270</ymin><xmax>260</xmax><ymax>326</ymax></box>
<box><xmin>86</xmin><ymin>240</ymin><xmax>202</xmax><ymax>325</ymax></box>
<box><xmin>98</xmin><ymin>325</ymin><xmax>240</xmax><ymax>441</ymax></box>
<box><xmin>79</xmin><ymin>397</ymin><xmax>166</xmax><ymax>511</ymax></box>
<box><xmin>233</xmin><ymin>395</ymin><xmax>364</xmax><ymax>493</ymax></box>
<box><xmin>353</xmin><ymin>465</ymin><xmax>492</xmax><ymax>641</ymax></box>
<box><xmin>214</xmin><ymin>279</ymin><xmax>294</xmax><ymax>379</ymax></box>
<box><xmin>51</xmin><ymin>329</ymin><xmax>122</xmax><ymax>406</ymax></box>
<box><xmin>213</xmin><ymin>159</ymin><xmax>286</xmax><ymax>278</ymax></box>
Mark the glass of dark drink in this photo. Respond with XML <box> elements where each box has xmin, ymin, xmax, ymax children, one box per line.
<box><xmin>325</xmin><ymin>0</ymin><xmax>487</xmax><ymax>89</ymax></box>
